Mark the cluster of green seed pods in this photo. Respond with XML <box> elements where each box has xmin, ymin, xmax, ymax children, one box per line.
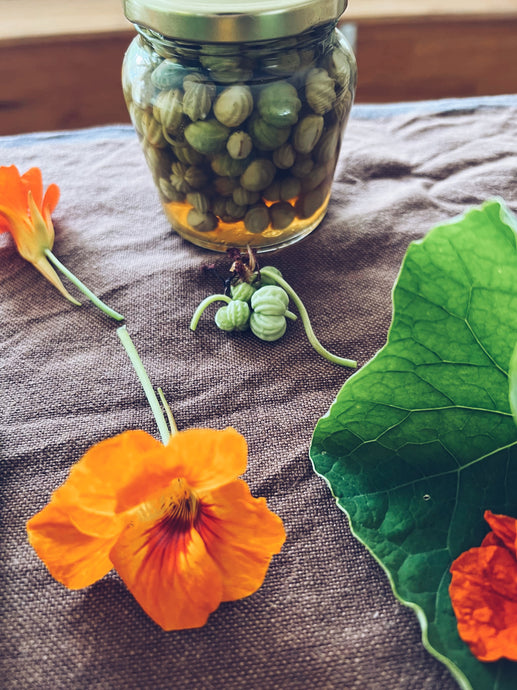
<box><xmin>190</xmin><ymin>265</ymin><xmax>357</xmax><ymax>368</ymax></box>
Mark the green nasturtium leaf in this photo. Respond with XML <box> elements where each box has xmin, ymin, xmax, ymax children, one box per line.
<box><xmin>310</xmin><ymin>200</ymin><xmax>517</xmax><ymax>690</ymax></box>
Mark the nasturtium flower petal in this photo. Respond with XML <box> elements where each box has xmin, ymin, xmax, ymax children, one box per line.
<box><xmin>450</xmin><ymin>541</ymin><xmax>517</xmax><ymax>662</ymax></box>
<box><xmin>55</xmin><ymin>430</ymin><xmax>165</xmax><ymax>537</ymax></box>
<box><xmin>161</xmin><ymin>427</ymin><xmax>249</xmax><ymax>493</ymax></box>
<box><xmin>110</xmin><ymin>487</ymin><xmax>224</xmax><ymax>630</ymax></box>
<box><xmin>484</xmin><ymin>510</ymin><xmax>517</xmax><ymax>553</ymax></box>
<box><xmin>0</xmin><ymin>164</ymin><xmax>78</xmax><ymax>302</ymax></box>
<box><xmin>27</xmin><ymin>427</ymin><xmax>285</xmax><ymax>630</ymax></box>
<box><xmin>27</xmin><ymin>503</ymin><xmax>115</xmax><ymax>589</ymax></box>
<box><xmin>197</xmin><ymin>480</ymin><xmax>286</xmax><ymax>601</ymax></box>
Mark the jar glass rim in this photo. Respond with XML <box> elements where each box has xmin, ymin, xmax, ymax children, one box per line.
<box><xmin>123</xmin><ymin>0</ymin><xmax>347</xmax><ymax>43</ymax></box>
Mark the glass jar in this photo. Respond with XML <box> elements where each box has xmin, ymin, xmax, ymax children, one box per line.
<box><xmin>122</xmin><ymin>0</ymin><xmax>357</xmax><ymax>252</ymax></box>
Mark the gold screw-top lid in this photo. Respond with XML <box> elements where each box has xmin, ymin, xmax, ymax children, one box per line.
<box><xmin>123</xmin><ymin>0</ymin><xmax>347</xmax><ymax>43</ymax></box>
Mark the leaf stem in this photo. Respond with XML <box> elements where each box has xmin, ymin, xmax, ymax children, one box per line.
<box><xmin>260</xmin><ymin>266</ymin><xmax>357</xmax><ymax>369</ymax></box>
<box><xmin>45</xmin><ymin>248</ymin><xmax>124</xmax><ymax>321</ymax></box>
<box><xmin>117</xmin><ymin>325</ymin><xmax>171</xmax><ymax>445</ymax></box>
<box><xmin>190</xmin><ymin>294</ymin><xmax>232</xmax><ymax>330</ymax></box>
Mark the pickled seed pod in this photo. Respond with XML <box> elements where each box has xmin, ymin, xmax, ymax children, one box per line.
<box><xmin>269</xmin><ymin>201</ymin><xmax>296</xmax><ymax>229</ymax></box>
<box><xmin>291</xmin><ymin>154</ymin><xmax>314</xmax><ymax>178</ymax></box>
<box><xmin>182</xmin><ymin>74</ymin><xmax>216</xmax><ymax>122</ymax></box>
<box><xmin>295</xmin><ymin>184</ymin><xmax>327</xmax><ymax>219</ymax></box>
<box><xmin>233</xmin><ymin>187</ymin><xmax>260</xmax><ymax>206</ymax></box>
<box><xmin>170</xmin><ymin>162</ymin><xmax>193</xmax><ymax>193</ymax></box>
<box><xmin>305</xmin><ymin>68</ymin><xmax>337</xmax><ymax>115</ymax></box>
<box><xmin>263</xmin><ymin>181</ymin><xmax>282</xmax><ymax>202</ymax></box>
<box><xmin>172</xmin><ymin>142</ymin><xmax>205</xmax><ymax>166</ymax></box>
<box><xmin>314</xmin><ymin>126</ymin><xmax>340</xmax><ymax>164</ymax></box>
<box><xmin>214</xmin><ymin>85</ymin><xmax>254</xmax><ymax>128</ymax></box>
<box><xmin>224</xmin><ymin>199</ymin><xmax>247</xmax><ymax>220</ymax></box>
<box><xmin>293</xmin><ymin>114</ymin><xmax>324</xmax><ymax>154</ymax></box>
<box><xmin>200</xmin><ymin>48</ymin><xmax>253</xmax><ymax>83</ymax></box>
<box><xmin>280</xmin><ymin>176</ymin><xmax>301</xmax><ymax>201</ymax></box>
<box><xmin>129</xmin><ymin>103</ymin><xmax>147</xmax><ymax>136</ymax></box>
<box><xmin>257</xmin><ymin>81</ymin><xmax>302</xmax><ymax>127</ymax></box>
<box><xmin>186</xmin><ymin>191</ymin><xmax>209</xmax><ymax>213</ymax></box>
<box><xmin>153</xmin><ymin>89</ymin><xmax>184</xmax><ymax>134</ymax></box>
<box><xmin>273</xmin><ymin>143</ymin><xmax>296</xmax><ymax>170</ymax></box>
<box><xmin>130</xmin><ymin>77</ymin><xmax>157</xmax><ymax>109</ymax></box>
<box><xmin>159</xmin><ymin>177</ymin><xmax>184</xmax><ymax>202</ymax></box>
<box><xmin>240</xmin><ymin>159</ymin><xmax>276</xmax><ymax>192</ymax></box>
<box><xmin>211</xmin><ymin>152</ymin><xmax>250</xmax><ymax>178</ymax></box>
<box><xmin>151</xmin><ymin>59</ymin><xmax>190</xmax><ymax>90</ymax></box>
<box><xmin>300</xmin><ymin>164</ymin><xmax>328</xmax><ymax>193</ymax></box>
<box><xmin>187</xmin><ymin>209</ymin><xmax>218</xmax><ymax>232</ymax></box>
<box><xmin>212</xmin><ymin>197</ymin><xmax>228</xmax><ymax>218</ymax></box>
<box><xmin>141</xmin><ymin>112</ymin><xmax>168</xmax><ymax>148</ymax></box>
<box><xmin>226</xmin><ymin>131</ymin><xmax>253</xmax><ymax>160</ymax></box>
<box><xmin>184</xmin><ymin>119</ymin><xmax>230</xmax><ymax>154</ymax></box>
<box><xmin>261</xmin><ymin>49</ymin><xmax>301</xmax><ymax>76</ymax></box>
<box><xmin>248</xmin><ymin>116</ymin><xmax>291</xmax><ymax>151</ymax></box>
<box><xmin>143</xmin><ymin>141</ymin><xmax>173</xmax><ymax>179</ymax></box>
<box><xmin>244</xmin><ymin>203</ymin><xmax>270</xmax><ymax>234</ymax></box>
<box><xmin>326</xmin><ymin>47</ymin><xmax>352</xmax><ymax>90</ymax></box>
<box><xmin>214</xmin><ymin>176</ymin><xmax>239</xmax><ymax>197</ymax></box>
<box><xmin>184</xmin><ymin>165</ymin><xmax>209</xmax><ymax>190</ymax></box>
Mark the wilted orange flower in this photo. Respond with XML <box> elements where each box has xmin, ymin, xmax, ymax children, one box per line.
<box><xmin>27</xmin><ymin>427</ymin><xmax>286</xmax><ymax>630</ymax></box>
<box><xmin>449</xmin><ymin>510</ymin><xmax>517</xmax><ymax>662</ymax></box>
<box><xmin>0</xmin><ymin>165</ymin><xmax>78</xmax><ymax>303</ymax></box>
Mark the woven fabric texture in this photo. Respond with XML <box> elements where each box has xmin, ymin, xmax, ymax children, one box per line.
<box><xmin>1</xmin><ymin>97</ymin><xmax>517</xmax><ymax>689</ymax></box>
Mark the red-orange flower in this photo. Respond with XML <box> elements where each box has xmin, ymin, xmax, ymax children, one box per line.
<box><xmin>26</xmin><ymin>427</ymin><xmax>286</xmax><ymax>630</ymax></box>
<box><xmin>0</xmin><ymin>165</ymin><xmax>78</xmax><ymax>303</ymax></box>
<box><xmin>449</xmin><ymin>510</ymin><xmax>517</xmax><ymax>662</ymax></box>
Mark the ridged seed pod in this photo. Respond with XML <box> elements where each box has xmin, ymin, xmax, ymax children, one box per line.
<box><xmin>184</xmin><ymin>119</ymin><xmax>230</xmax><ymax>154</ymax></box>
<box><xmin>153</xmin><ymin>89</ymin><xmax>184</xmax><ymax>134</ymax></box>
<box><xmin>293</xmin><ymin>115</ymin><xmax>324</xmax><ymax>154</ymax></box>
<box><xmin>257</xmin><ymin>81</ymin><xmax>301</xmax><ymax>127</ymax></box>
<box><xmin>151</xmin><ymin>59</ymin><xmax>190</xmax><ymax>90</ymax></box>
<box><xmin>240</xmin><ymin>159</ymin><xmax>276</xmax><ymax>192</ymax></box>
<box><xmin>305</xmin><ymin>68</ymin><xmax>336</xmax><ymax>115</ymax></box>
<box><xmin>248</xmin><ymin>116</ymin><xmax>291</xmax><ymax>151</ymax></box>
<box><xmin>214</xmin><ymin>85</ymin><xmax>254</xmax><ymax>128</ymax></box>
<box><xmin>187</xmin><ymin>209</ymin><xmax>218</xmax><ymax>232</ymax></box>
<box><xmin>183</xmin><ymin>74</ymin><xmax>216</xmax><ymax>122</ymax></box>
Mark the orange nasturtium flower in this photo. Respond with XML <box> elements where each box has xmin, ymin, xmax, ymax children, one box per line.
<box><xmin>0</xmin><ymin>165</ymin><xmax>78</xmax><ymax>303</ymax></box>
<box><xmin>27</xmin><ymin>427</ymin><xmax>286</xmax><ymax>630</ymax></box>
<box><xmin>0</xmin><ymin>165</ymin><xmax>123</xmax><ymax>320</ymax></box>
<box><xmin>449</xmin><ymin>510</ymin><xmax>517</xmax><ymax>662</ymax></box>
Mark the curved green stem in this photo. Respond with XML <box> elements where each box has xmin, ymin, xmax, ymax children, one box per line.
<box><xmin>260</xmin><ymin>267</ymin><xmax>357</xmax><ymax>369</ymax></box>
<box><xmin>158</xmin><ymin>387</ymin><xmax>178</xmax><ymax>435</ymax></box>
<box><xmin>285</xmin><ymin>310</ymin><xmax>297</xmax><ymax>321</ymax></box>
<box><xmin>190</xmin><ymin>294</ymin><xmax>232</xmax><ymax>331</ymax></box>
<box><xmin>117</xmin><ymin>326</ymin><xmax>171</xmax><ymax>445</ymax></box>
<box><xmin>45</xmin><ymin>249</ymin><xmax>124</xmax><ymax>321</ymax></box>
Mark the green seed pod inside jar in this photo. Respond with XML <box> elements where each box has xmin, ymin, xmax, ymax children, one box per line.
<box><xmin>122</xmin><ymin>0</ymin><xmax>357</xmax><ymax>252</ymax></box>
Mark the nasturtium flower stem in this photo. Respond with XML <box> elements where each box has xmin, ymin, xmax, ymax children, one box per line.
<box><xmin>117</xmin><ymin>326</ymin><xmax>171</xmax><ymax>445</ymax></box>
<box><xmin>260</xmin><ymin>266</ymin><xmax>357</xmax><ymax>369</ymax></box>
<box><xmin>44</xmin><ymin>248</ymin><xmax>124</xmax><ymax>321</ymax></box>
<box><xmin>158</xmin><ymin>387</ymin><xmax>178</xmax><ymax>435</ymax></box>
<box><xmin>189</xmin><ymin>294</ymin><xmax>232</xmax><ymax>331</ymax></box>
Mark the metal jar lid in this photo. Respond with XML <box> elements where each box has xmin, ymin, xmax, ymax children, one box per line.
<box><xmin>123</xmin><ymin>0</ymin><xmax>347</xmax><ymax>43</ymax></box>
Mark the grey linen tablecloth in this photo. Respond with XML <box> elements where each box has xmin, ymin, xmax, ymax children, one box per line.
<box><xmin>2</xmin><ymin>95</ymin><xmax>517</xmax><ymax>690</ymax></box>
